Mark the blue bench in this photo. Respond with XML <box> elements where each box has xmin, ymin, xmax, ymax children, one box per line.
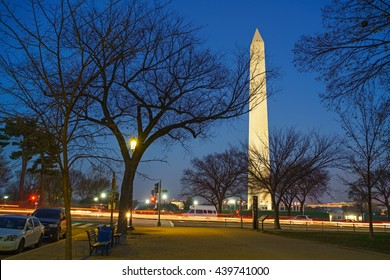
<box><xmin>86</xmin><ymin>229</ymin><xmax>111</xmax><ymax>256</ymax></box>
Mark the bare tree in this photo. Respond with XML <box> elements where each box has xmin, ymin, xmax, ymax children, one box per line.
<box><xmin>294</xmin><ymin>0</ymin><xmax>390</xmax><ymax>104</ymax></box>
<box><xmin>338</xmin><ymin>93</ymin><xmax>389</xmax><ymax>239</ymax></box>
<box><xmin>280</xmin><ymin>183</ymin><xmax>300</xmax><ymax>216</ymax></box>
<box><xmin>43</xmin><ymin>174</ymin><xmax>63</xmax><ymax>206</ymax></box>
<box><xmin>3</xmin><ymin>182</ymin><xmax>19</xmax><ymax>202</ymax></box>
<box><xmin>295</xmin><ymin>169</ymin><xmax>331</xmax><ymax>213</ymax></box>
<box><xmin>76</xmin><ymin>1</ymin><xmax>270</xmax><ymax>234</ymax></box>
<box><xmin>347</xmin><ymin>179</ymin><xmax>369</xmax><ymax>218</ymax></box>
<box><xmin>281</xmin><ymin>169</ymin><xmax>330</xmax><ymax>216</ymax></box>
<box><xmin>180</xmin><ymin>147</ymin><xmax>247</xmax><ymax>212</ymax></box>
<box><xmin>71</xmin><ymin>169</ymin><xmax>110</xmax><ymax>203</ymax></box>
<box><xmin>0</xmin><ymin>0</ymin><xmax>107</xmax><ymax>259</ymax></box>
<box><xmin>373</xmin><ymin>170</ymin><xmax>390</xmax><ymax>219</ymax></box>
<box><xmin>247</xmin><ymin>128</ymin><xmax>339</xmax><ymax>229</ymax></box>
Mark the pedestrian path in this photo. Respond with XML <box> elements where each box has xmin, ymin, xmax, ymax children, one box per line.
<box><xmin>4</xmin><ymin>226</ymin><xmax>389</xmax><ymax>260</ymax></box>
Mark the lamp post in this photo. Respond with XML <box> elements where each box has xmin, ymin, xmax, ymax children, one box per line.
<box><xmin>238</xmin><ymin>196</ymin><xmax>243</xmax><ymax>228</ymax></box>
<box><xmin>229</xmin><ymin>198</ymin><xmax>236</xmax><ymax>213</ymax></box>
<box><xmin>130</xmin><ymin>138</ymin><xmax>137</xmax><ymax>152</ymax></box>
<box><xmin>157</xmin><ymin>180</ymin><xmax>162</xmax><ymax>226</ymax></box>
<box><xmin>101</xmin><ymin>192</ymin><xmax>107</xmax><ymax>206</ymax></box>
<box><xmin>110</xmin><ymin>172</ymin><xmax>116</xmax><ymax>227</ymax></box>
<box><xmin>162</xmin><ymin>193</ymin><xmax>168</xmax><ymax>204</ymax></box>
<box><xmin>128</xmin><ymin>137</ymin><xmax>137</xmax><ymax>230</ymax></box>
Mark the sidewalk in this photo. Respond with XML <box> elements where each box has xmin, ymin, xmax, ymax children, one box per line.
<box><xmin>5</xmin><ymin>226</ymin><xmax>390</xmax><ymax>260</ymax></box>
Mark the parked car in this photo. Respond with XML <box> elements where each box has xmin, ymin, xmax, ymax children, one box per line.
<box><xmin>31</xmin><ymin>208</ymin><xmax>66</xmax><ymax>241</ymax></box>
<box><xmin>292</xmin><ymin>215</ymin><xmax>313</xmax><ymax>224</ymax></box>
<box><xmin>0</xmin><ymin>214</ymin><xmax>44</xmax><ymax>253</ymax></box>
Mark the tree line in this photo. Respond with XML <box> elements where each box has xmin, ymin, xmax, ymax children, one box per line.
<box><xmin>0</xmin><ymin>0</ymin><xmax>388</xmax><ymax>259</ymax></box>
<box><xmin>0</xmin><ymin>117</ymin><xmax>112</xmax><ymax>206</ymax></box>
<box><xmin>0</xmin><ymin>0</ymin><xmax>268</xmax><ymax>259</ymax></box>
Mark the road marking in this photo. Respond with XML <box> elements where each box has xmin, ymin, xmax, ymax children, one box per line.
<box><xmin>169</xmin><ymin>221</ymin><xmax>174</xmax><ymax>227</ymax></box>
<box><xmin>78</xmin><ymin>223</ymin><xmax>94</xmax><ymax>228</ymax></box>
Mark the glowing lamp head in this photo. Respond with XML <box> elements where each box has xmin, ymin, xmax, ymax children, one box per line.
<box><xmin>130</xmin><ymin>138</ymin><xmax>137</xmax><ymax>152</ymax></box>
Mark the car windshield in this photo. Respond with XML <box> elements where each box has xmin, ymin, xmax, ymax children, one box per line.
<box><xmin>34</xmin><ymin>209</ymin><xmax>60</xmax><ymax>219</ymax></box>
<box><xmin>0</xmin><ymin>217</ymin><xmax>26</xmax><ymax>230</ymax></box>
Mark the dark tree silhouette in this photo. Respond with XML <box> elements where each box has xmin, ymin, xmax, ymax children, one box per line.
<box><xmin>338</xmin><ymin>94</ymin><xmax>389</xmax><ymax>239</ymax></box>
<box><xmin>247</xmin><ymin>128</ymin><xmax>339</xmax><ymax>229</ymax></box>
<box><xmin>181</xmin><ymin>147</ymin><xmax>247</xmax><ymax>212</ymax></box>
<box><xmin>77</xmin><ymin>1</ymin><xmax>271</xmax><ymax>234</ymax></box>
<box><xmin>0</xmin><ymin>147</ymin><xmax>11</xmax><ymax>188</ymax></box>
<box><xmin>294</xmin><ymin>0</ymin><xmax>390</xmax><ymax>104</ymax></box>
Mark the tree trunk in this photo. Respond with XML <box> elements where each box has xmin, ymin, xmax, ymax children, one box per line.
<box><xmin>117</xmin><ymin>162</ymin><xmax>136</xmax><ymax>235</ymax></box>
<box><xmin>19</xmin><ymin>153</ymin><xmax>28</xmax><ymax>202</ymax></box>
<box><xmin>287</xmin><ymin>202</ymin><xmax>292</xmax><ymax>216</ymax></box>
<box><xmin>273</xmin><ymin>197</ymin><xmax>281</xmax><ymax>229</ymax></box>
<box><xmin>39</xmin><ymin>153</ymin><xmax>45</xmax><ymax>206</ymax></box>
<box><xmin>387</xmin><ymin>204</ymin><xmax>390</xmax><ymax>220</ymax></box>
<box><xmin>217</xmin><ymin>200</ymin><xmax>223</xmax><ymax>213</ymax></box>
<box><xmin>62</xmin><ymin>167</ymin><xmax>73</xmax><ymax>260</ymax></box>
<box><xmin>367</xmin><ymin>187</ymin><xmax>374</xmax><ymax>239</ymax></box>
<box><xmin>61</xmin><ymin>129</ymin><xmax>73</xmax><ymax>260</ymax></box>
<box><xmin>300</xmin><ymin>200</ymin><xmax>305</xmax><ymax>215</ymax></box>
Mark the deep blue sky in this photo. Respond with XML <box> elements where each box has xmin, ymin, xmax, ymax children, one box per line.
<box><xmin>134</xmin><ymin>0</ymin><xmax>346</xmax><ymax>202</ymax></box>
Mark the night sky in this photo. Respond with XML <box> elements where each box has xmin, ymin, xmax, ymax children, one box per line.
<box><xmin>133</xmin><ymin>0</ymin><xmax>345</xmax><ymax>202</ymax></box>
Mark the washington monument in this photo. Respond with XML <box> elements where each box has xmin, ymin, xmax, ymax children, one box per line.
<box><xmin>247</xmin><ymin>28</ymin><xmax>272</xmax><ymax>210</ymax></box>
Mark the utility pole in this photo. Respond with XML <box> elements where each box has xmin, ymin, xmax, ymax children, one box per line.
<box><xmin>110</xmin><ymin>172</ymin><xmax>116</xmax><ymax>227</ymax></box>
<box><xmin>157</xmin><ymin>180</ymin><xmax>162</xmax><ymax>226</ymax></box>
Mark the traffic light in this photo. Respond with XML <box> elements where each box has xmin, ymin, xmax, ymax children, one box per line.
<box><xmin>150</xmin><ymin>196</ymin><xmax>157</xmax><ymax>203</ymax></box>
<box><xmin>30</xmin><ymin>194</ymin><xmax>37</xmax><ymax>202</ymax></box>
<box><xmin>154</xmin><ymin>182</ymin><xmax>159</xmax><ymax>194</ymax></box>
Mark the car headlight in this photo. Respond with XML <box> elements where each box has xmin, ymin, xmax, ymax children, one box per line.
<box><xmin>4</xmin><ymin>235</ymin><xmax>18</xmax><ymax>241</ymax></box>
<box><xmin>48</xmin><ymin>224</ymin><xmax>59</xmax><ymax>228</ymax></box>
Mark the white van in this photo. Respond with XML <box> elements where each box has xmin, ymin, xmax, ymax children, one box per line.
<box><xmin>186</xmin><ymin>205</ymin><xmax>217</xmax><ymax>216</ymax></box>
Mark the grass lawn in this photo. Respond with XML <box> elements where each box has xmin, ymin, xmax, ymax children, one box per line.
<box><xmin>266</xmin><ymin>231</ymin><xmax>390</xmax><ymax>255</ymax></box>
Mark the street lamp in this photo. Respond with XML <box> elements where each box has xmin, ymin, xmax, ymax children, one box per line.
<box><xmin>162</xmin><ymin>193</ymin><xmax>168</xmax><ymax>204</ymax></box>
<box><xmin>128</xmin><ymin>137</ymin><xmax>137</xmax><ymax>230</ymax></box>
<box><xmin>229</xmin><ymin>199</ymin><xmax>236</xmax><ymax>213</ymax></box>
<box><xmin>100</xmin><ymin>192</ymin><xmax>107</xmax><ymax>209</ymax></box>
<box><xmin>126</xmin><ymin>212</ymin><xmax>131</xmax><ymax>228</ymax></box>
<box><xmin>130</xmin><ymin>137</ymin><xmax>137</xmax><ymax>153</ymax></box>
<box><xmin>156</xmin><ymin>180</ymin><xmax>162</xmax><ymax>226</ymax></box>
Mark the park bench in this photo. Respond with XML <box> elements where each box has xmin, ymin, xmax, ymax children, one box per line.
<box><xmin>111</xmin><ymin>226</ymin><xmax>122</xmax><ymax>245</ymax></box>
<box><xmin>97</xmin><ymin>224</ymin><xmax>122</xmax><ymax>246</ymax></box>
<box><xmin>86</xmin><ymin>229</ymin><xmax>111</xmax><ymax>256</ymax></box>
